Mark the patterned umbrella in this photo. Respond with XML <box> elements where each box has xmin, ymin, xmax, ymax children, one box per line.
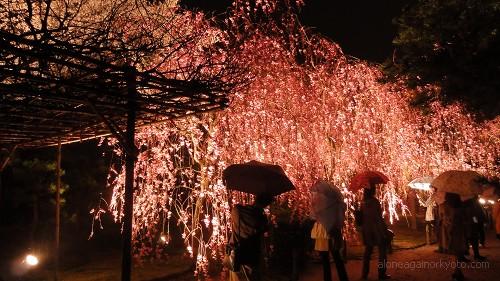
<box><xmin>431</xmin><ymin>170</ymin><xmax>486</xmax><ymax>199</ymax></box>
<box><xmin>223</xmin><ymin>160</ymin><xmax>295</xmax><ymax>196</ymax></box>
<box><xmin>349</xmin><ymin>170</ymin><xmax>389</xmax><ymax>191</ymax></box>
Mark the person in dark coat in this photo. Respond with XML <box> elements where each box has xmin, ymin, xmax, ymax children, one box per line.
<box><xmin>446</xmin><ymin>193</ymin><xmax>466</xmax><ymax>281</ymax></box>
<box><xmin>494</xmin><ymin>200</ymin><xmax>500</xmax><ymax>239</ymax></box>
<box><xmin>229</xmin><ymin>195</ymin><xmax>273</xmax><ymax>281</ymax></box>
<box><xmin>463</xmin><ymin>196</ymin><xmax>486</xmax><ymax>260</ymax></box>
<box><xmin>437</xmin><ymin>192</ymin><xmax>454</xmax><ymax>254</ymax></box>
<box><xmin>360</xmin><ymin>185</ymin><xmax>391</xmax><ymax>280</ymax></box>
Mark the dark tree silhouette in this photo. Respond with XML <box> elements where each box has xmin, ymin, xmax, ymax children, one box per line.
<box><xmin>384</xmin><ymin>0</ymin><xmax>500</xmax><ymax>120</ymax></box>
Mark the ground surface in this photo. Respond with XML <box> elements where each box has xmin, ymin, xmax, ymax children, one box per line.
<box><xmin>299</xmin><ymin>232</ymin><xmax>499</xmax><ymax>281</ymax></box>
<box><xmin>2</xmin><ymin>226</ymin><xmax>498</xmax><ymax>281</ymax></box>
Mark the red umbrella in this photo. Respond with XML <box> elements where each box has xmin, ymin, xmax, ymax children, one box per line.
<box><xmin>222</xmin><ymin>160</ymin><xmax>295</xmax><ymax>196</ymax></box>
<box><xmin>349</xmin><ymin>171</ymin><xmax>389</xmax><ymax>191</ymax></box>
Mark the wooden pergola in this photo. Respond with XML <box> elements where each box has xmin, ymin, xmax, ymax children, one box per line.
<box><xmin>0</xmin><ymin>30</ymin><xmax>229</xmax><ymax>148</ymax></box>
<box><xmin>0</xmin><ymin>29</ymin><xmax>230</xmax><ymax>281</ymax></box>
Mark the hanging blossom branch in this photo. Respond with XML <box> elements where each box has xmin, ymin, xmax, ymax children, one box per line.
<box><xmin>101</xmin><ymin>0</ymin><xmax>500</xmax><ymax>275</ymax></box>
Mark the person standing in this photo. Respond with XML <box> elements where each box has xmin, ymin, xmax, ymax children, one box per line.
<box><xmin>360</xmin><ymin>185</ymin><xmax>391</xmax><ymax>280</ymax></box>
<box><xmin>311</xmin><ymin>222</ymin><xmax>333</xmax><ymax>281</ymax></box>
<box><xmin>437</xmin><ymin>194</ymin><xmax>453</xmax><ymax>253</ymax></box>
<box><xmin>463</xmin><ymin>196</ymin><xmax>486</xmax><ymax>260</ymax></box>
<box><xmin>493</xmin><ymin>199</ymin><xmax>500</xmax><ymax>239</ymax></box>
<box><xmin>229</xmin><ymin>195</ymin><xmax>273</xmax><ymax>281</ymax></box>
<box><xmin>446</xmin><ymin>193</ymin><xmax>466</xmax><ymax>281</ymax></box>
<box><xmin>329</xmin><ymin>226</ymin><xmax>349</xmax><ymax>281</ymax></box>
<box><xmin>311</xmin><ymin>221</ymin><xmax>349</xmax><ymax>281</ymax></box>
<box><xmin>478</xmin><ymin>203</ymin><xmax>487</xmax><ymax>247</ymax></box>
<box><xmin>310</xmin><ymin>179</ymin><xmax>349</xmax><ymax>281</ymax></box>
<box><xmin>417</xmin><ymin>189</ymin><xmax>437</xmax><ymax>245</ymax></box>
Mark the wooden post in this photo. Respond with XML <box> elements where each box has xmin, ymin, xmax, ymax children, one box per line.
<box><xmin>0</xmin><ymin>146</ymin><xmax>17</xmax><ymax>219</ymax></box>
<box><xmin>121</xmin><ymin>68</ymin><xmax>137</xmax><ymax>281</ymax></box>
<box><xmin>0</xmin><ymin>146</ymin><xmax>17</xmax><ymax>172</ymax></box>
<box><xmin>55</xmin><ymin>140</ymin><xmax>61</xmax><ymax>281</ymax></box>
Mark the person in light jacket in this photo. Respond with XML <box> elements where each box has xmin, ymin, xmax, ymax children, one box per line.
<box><xmin>417</xmin><ymin>188</ymin><xmax>437</xmax><ymax>245</ymax></box>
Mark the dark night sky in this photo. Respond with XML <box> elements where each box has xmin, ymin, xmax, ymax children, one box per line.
<box><xmin>181</xmin><ymin>0</ymin><xmax>409</xmax><ymax>63</ymax></box>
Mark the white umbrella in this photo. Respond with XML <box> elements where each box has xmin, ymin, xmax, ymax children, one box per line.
<box><xmin>310</xmin><ymin>180</ymin><xmax>346</xmax><ymax>233</ymax></box>
<box><xmin>408</xmin><ymin>176</ymin><xmax>434</xmax><ymax>191</ymax></box>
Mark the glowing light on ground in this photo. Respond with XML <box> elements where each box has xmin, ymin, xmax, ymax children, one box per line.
<box><xmin>25</xmin><ymin>254</ymin><xmax>39</xmax><ymax>266</ymax></box>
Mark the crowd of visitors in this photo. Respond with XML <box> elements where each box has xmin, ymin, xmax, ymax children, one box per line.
<box><xmin>223</xmin><ymin>163</ymin><xmax>499</xmax><ymax>281</ymax></box>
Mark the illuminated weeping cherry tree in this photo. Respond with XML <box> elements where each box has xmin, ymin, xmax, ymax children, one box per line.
<box><xmin>108</xmin><ymin>117</ymin><xmax>232</xmax><ymax>273</ymax></box>
<box><xmin>102</xmin><ymin>0</ymin><xmax>500</xmax><ymax>275</ymax></box>
<box><xmin>1</xmin><ymin>0</ymin><xmax>244</xmax><ymax>278</ymax></box>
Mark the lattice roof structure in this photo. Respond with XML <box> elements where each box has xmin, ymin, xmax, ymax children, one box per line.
<box><xmin>0</xmin><ymin>31</ymin><xmax>229</xmax><ymax>149</ymax></box>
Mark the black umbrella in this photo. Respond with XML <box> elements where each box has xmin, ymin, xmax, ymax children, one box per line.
<box><xmin>222</xmin><ymin>160</ymin><xmax>295</xmax><ymax>196</ymax></box>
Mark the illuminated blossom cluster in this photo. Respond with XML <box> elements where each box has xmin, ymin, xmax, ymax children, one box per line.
<box><xmin>101</xmin><ymin>0</ymin><xmax>500</xmax><ymax>274</ymax></box>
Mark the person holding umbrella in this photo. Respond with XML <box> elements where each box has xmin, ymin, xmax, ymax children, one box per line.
<box><xmin>413</xmin><ymin>182</ymin><xmax>438</xmax><ymax>245</ymax></box>
<box><xmin>486</xmin><ymin>181</ymin><xmax>500</xmax><ymax>240</ymax></box>
<box><xmin>431</xmin><ymin>170</ymin><xmax>490</xmax><ymax>281</ymax></box>
<box><xmin>350</xmin><ymin>171</ymin><xmax>391</xmax><ymax>280</ymax></box>
<box><xmin>444</xmin><ymin>192</ymin><xmax>467</xmax><ymax>281</ymax></box>
<box><xmin>360</xmin><ymin>185</ymin><xmax>391</xmax><ymax>280</ymax></box>
<box><xmin>310</xmin><ymin>180</ymin><xmax>349</xmax><ymax>281</ymax></box>
<box><xmin>228</xmin><ymin>194</ymin><xmax>274</xmax><ymax>281</ymax></box>
<box><xmin>494</xmin><ymin>199</ymin><xmax>500</xmax><ymax>239</ymax></box>
<box><xmin>463</xmin><ymin>195</ymin><xmax>486</xmax><ymax>260</ymax></box>
<box><xmin>223</xmin><ymin>161</ymin><xmax>295</xmax><ymax>281</ymax></box>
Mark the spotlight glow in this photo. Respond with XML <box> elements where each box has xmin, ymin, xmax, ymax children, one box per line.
<box><xmin>25</xmin><ymin>254</ymin><xmax>39</xmax><ymax>266</ymax></box>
